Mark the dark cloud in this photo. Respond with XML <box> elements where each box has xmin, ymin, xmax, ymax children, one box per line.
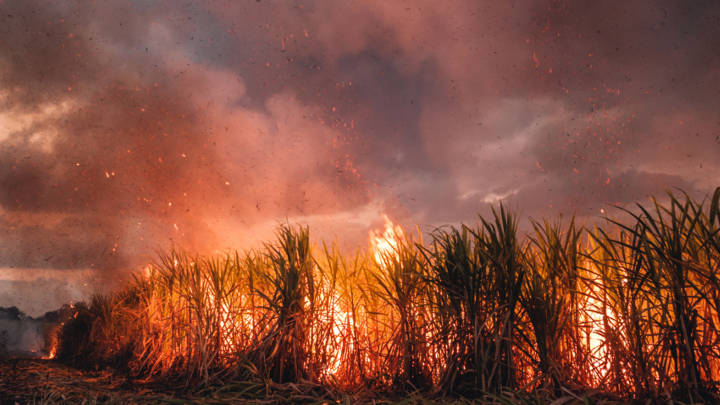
<box><xmin>1</xmin><ymin>0</ymin><xmax>719</xmax><ymax>314</ymax></box>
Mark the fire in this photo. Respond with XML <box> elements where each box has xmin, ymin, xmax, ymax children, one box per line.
<box><xmin>315</xmin><ymin>287</ymin><xmax>354</xmax><ymax>377</ymax></box>
<box><xmin>584</xmin><ymin>290</ymin><xmax>607</xmax><ymax>369</ymax></box>
<box><xmin>370</xmin><ymin>215</ymin><xmax>404</xmax><ymax>267</ymax></box>
<box><xmin>582</xmin><ymin>269</ymin><xmax>615</xmax><ymax>381</ymax></box>
<box><xmin>43</xmin><ymin>304</ymin><xmax>75</xmax><ymax>361</ymax></box>
<box><xmin>39</xmin><ymin>189</ymin><xmax>720</xmax><ymax>395</ymax></box>
<box><xmin>43</xmin><ymin>320</ymin><xmax>68</xmax><ymax>360</ymax></box>
<box><xmin>43</xmin><ymin>343</ymin><xmax>57</xmax><ymax>360</ymax></box>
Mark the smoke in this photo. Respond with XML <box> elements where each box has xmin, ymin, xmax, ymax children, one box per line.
<box><xmin>0</xmin><ymin>2</ymin><xmax>368</xmax><ymax>272</ymax></box>
<box><xmin>0</xmin><ymin>307</ymin><xmax>47</xmax><ymax>357</ymax></box>
<box><xmin>1</xmin><ymin>0</ymin><xmax>719</xmax><ymax>314</ymax></box>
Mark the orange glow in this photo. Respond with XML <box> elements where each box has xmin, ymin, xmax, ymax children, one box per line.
<box><xmin>43</xmin><ymin>322</ymin><xmax>65</xmax><ymax>360</ymax></box>
<box><xmin>314</xmin><ymin>287</ymin><xmax>355</xmax><ymax>377</ymax></box>
<box><xmin>42</xmin><ymin>344</ymin><xmax>57</xmax><ymax>360</ymax></box>
<box><xmin>582</xmin><ymin>269</ymin><xmax>613</xmax><ymax>381</ymax></box>
<box><xmin>369</xmin><ymin>215</ymin><xmax>404</xmax><ymax>267</ymax></box>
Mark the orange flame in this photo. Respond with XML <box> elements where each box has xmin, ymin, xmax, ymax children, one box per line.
<box><xmin>370</xmin><ymin>215</ymin><xmax>404</xmax><ymax>267</ymax></box>
<box><xmin>43</xmin><ymin>322</ymin><xmax>64</xmax><ymax>360</ymax></box>
<box><xmin>582</xmin><ymin>269</ymin><xmax>616</xmax><ymax>382</ymax></box>
<box><xmin>315</xmin><ymin>287</ymin><xmax>354</xmax><ymax>377</ymax></box>
<box><xmin>42</xmin><ymin>344</ymin><xmax>57</xmax><ymax>360</ymax></box>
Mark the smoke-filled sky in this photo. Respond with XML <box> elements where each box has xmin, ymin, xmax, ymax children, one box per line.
<box><xmin>1</xmin><ymin>1</ymin><xmax>719</xmax><ymax>315</ymax></box>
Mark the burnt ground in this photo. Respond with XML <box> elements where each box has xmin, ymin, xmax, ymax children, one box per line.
<box><xmin>0</xmin><ymin>359</ymin><xmax>339</xmax><ymax>404</ymax></box>
<box><xmin>0</xmin><ymin>359</ymin><xmax>647</xmax><ymax>405</ymax></box>
<box><xmin>1</xmin><ymin>359</ymin><xmax>157</xmax><ymax>404</ymax></box>
<box><xmin>0</xmin><ymin>359</ymin><xmax>191</xmax><ymax>404</ymax></box>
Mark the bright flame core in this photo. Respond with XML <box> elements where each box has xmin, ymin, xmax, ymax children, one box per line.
<box><xmin>42</xmin><ymin>344</ymin><xmax>57</xmax><ymax>360</ymax></box>
<box><xmin>582</xmin><ymin>267</ymin><xmax>617</xmax><ymax>383</ymax></box>
<box><xmin>370</xmin><ymin>215</ymin><xmax>404</xmax><ymax>267</ymax></box>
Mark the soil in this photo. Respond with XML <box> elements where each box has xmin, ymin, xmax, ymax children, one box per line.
<box><xmin>0</xmin><ymin>359</ymin><xmax>340</xmax><ymax>404</ymax></box>
<box><xmin>0</xmin><ymin>359</ymin><xmax>176</xmax><ymax>404</ymax></box>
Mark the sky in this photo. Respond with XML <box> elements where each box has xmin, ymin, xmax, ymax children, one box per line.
<box><xmin>1</xmin><ymin>0</ymin><xmax>719</xmax><ymax>315</ymax></box>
